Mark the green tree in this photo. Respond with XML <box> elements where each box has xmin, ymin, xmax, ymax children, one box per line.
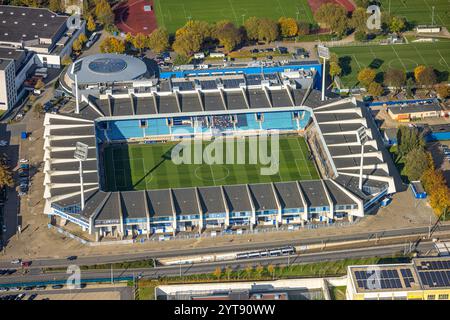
<box><xmin>34</xmin><ymin>78</ymin><xmax>45</xmax><ymax>90</ymax></box>
<box><xmin>213</xmin><ymin>20</ymin><xmax>242</xmax><ymax>52</ymax></box>
<box><xmin>95</xmin><ymin>0</ymin><xmax>114</xmax><ymax>26</ymax></box>
<box><xmin>72</xmin><ymin>38</ymin><xmax>82</xmax><ymax>52</ymax></box>
<box><xmin>314</xmin><ymin>3</ymin><xmax>349</xmax><ymax>36</ymax></box>
<box><xmin>351</xmin><ymin>7</ymin><xmax>369</xmax><ymax>33</ymax></box>
<box><xmin>329</xmin><ymin>61</ymin><xmax>342</xmax><ymax>79</ymax></box>
<box><xmin>404</xmin><ymin>147</ymin><xmax>430</xmax><ymax>181</ymax></box>
<box><xmin>244</xmin><ymin>16</ymin><xmax>260</xmax><ymax>41</ymax></box>
<box><xmin>390</xmin><ymin>16</ymin><xmax>406</xmax><ymax>33</ymax></box>
<box><xmin>255</xmin><ymin>264</ymin><xmax>264</xmax><ymax>279</ymax></box>
<box><xmin>99</xmin><ymin>37</ymin><xmax>126</xmax><ymax>53</ymax></box>
<box><xmin>257</xmin><ymin>18</ymin><xmax>279</xmax><ymax>43</ymax></box>
<box><xmin>397</xmin><ymin>126</ymin><xmax>425</xmax><ymax>158</ymax></box>
<box><xmin>33</xmin><ymin>103</ymin><xmax>44</xmax><ymax>118</ymax></box>
<box><xmin>267</xmin><ymin>264</ymin><xmax>275</xmax><ymax>280</ymax></box>
<box><xmin>146</xmin><ymin>28</ymin><xmax>169</xmax><ymax>54</ymax></box>
<box><xmin>78</xmin><ymin>33</ymin><xmax>88</xmax><ymax>44</ymax></box>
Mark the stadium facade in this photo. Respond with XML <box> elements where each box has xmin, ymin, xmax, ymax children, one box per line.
<box><xmin>44</xmin><ymin>59</ymin><xmax>399</xmax><ymax>240</ymax></box>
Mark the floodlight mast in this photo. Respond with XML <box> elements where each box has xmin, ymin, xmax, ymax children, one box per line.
<box><xmin>75</xmin><ymin>73</ymin><xmax>79</xmax><ymax>114</ymax></box>
<box><xmin>317</xmin><ymin>45</ymin><xmax>330</xmax><ymax>101</ymax></box>
<box><xmin>74</xmin><ymin>142</ymin><xmax>89</xmax><ymax>210</ymax></box>
<box><xmin>357</xmin><ymin>127</ymin><xmax>369</xmax><ymax>191</ymax></box>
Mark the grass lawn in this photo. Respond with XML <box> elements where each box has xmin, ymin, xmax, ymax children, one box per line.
<box><xmin>330</xmin><ymin>286</ymin><xmax>347</xmax><ymax>300</ymax></box>
<box><xmin>103</xmin><ymin>135</ymin><xmax>319</xmax><ymax>191</ymax></box>
<box><xmin>331</xmin><ymin>40</ymin><xmax>450</xmax><ymax>88</ymax></box>
<box><xmin>379</xmin><ymin>0</ymin><xmax>450</xmax><ymax>30</ymax></box>
<box><xmin>153</xmin><ymin>0</ymin><xmax>315</xmax><ymax>33</ymax></box>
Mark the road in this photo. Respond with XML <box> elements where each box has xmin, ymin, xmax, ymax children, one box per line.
<box><xmin>1</xmin><ymin>223</ymin><xmax>445</xmax><ymax>270</ymax></box>
<box><xmin>0</xmin><ymin>241</ymin><xmax>436</xmax><ymax>287</ymax></box>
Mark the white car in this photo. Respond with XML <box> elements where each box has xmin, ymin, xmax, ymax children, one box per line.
<box><xmin>2</xmin><ymin>225</ymin><xmax>6</xmax><ymax>233</ymax></box>
<box><xmin>19</xmin><ymin>159</ymin><xmax>28</xmax><ymax>163</ymax></box>
<box><xmin>0</xmin><ymin>287</ymin><xmax>8</xmax><ymax>292</ymax></box>
<box><xmin>10</xmin><ymin>259</ymin><xmax>21</xmax><ymax>264</ymax></box>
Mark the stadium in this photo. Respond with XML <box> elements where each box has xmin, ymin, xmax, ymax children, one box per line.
<box><xmin>44</xmin><ymin>57</ymin><xmax>399</xmax><ymax>240</ymax></box>
<box><xmin>60</xmin><ymin>53</ymin><xmax>157</xmax><ymax>94</ymax></box>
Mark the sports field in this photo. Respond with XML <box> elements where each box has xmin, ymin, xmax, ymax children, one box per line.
<box><xmin>103</xmin><ymin>136</ymin><xmax>319</xmax><ymax>191</ymax></box>
<box><xmin>379</xmin><ymin>0</ymin><xmax>450</xmax><ymax>30</ymax></box>
<box><xmin>331</xmin><ymin>40</ymin><xmax>450</xmax><ymax>88</ymax></box>
<box><xmin>152</xmin><ymin>0</ymin><xmax>315</xmax><ymax>33</ymax></box>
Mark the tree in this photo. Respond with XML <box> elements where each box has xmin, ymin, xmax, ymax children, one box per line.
<box><xmin>99</xmin><ymin>37</ymin><xmax>126</xmax><ymax>54</ymax></box>
<box><xmin>422</xmin><ymin>168</ymin><xmax>450</xmax><ymax>217</ymax></box>
<box><xmin>354</xmin><ymin>30</ymin><xmax>367</xmax><ymax>41</ymax></box>
<box><xmin>225</xmin><ymin>266</ymin><xmax>232</xmax><ymax>280</ymax></box>
<box><xmin>435</xmin><ymin>84</ymin><xmax>450</xmax><ymax>99</ymax></box>
<box><xmin>173</xmin><ymin>20</ymin><xmax>211</xmax><ymax>56</ymax></box>
<box><xmin>389</xmin><ymin>16</ymin><xmax>406</xmax><ymax>33</ymax></box>
<box><xmin>245</xmin><ymin>264</ymin><xmax>253</xmax><ymax>278</ymax></box>
<box><xmin>213</xmin><ymin>20</ymin><xmax>242</xmax><ymax>52</ymax></box>
<box><xmin>404</xmin><ymin>147</ymin><xmax>431</xmax><ymax>181</ymax></box>
<box><xmin>172</xmin><ymin>32</ymin><xmax>202</xmax><ymax>57</ymax></box>
<box><xmin>414</xmin><ymin>65</ymin><xmax>426</xmax><ymax>83</ymax></box>
<box><xmin>257</xmin><ymin>18</ymin><xmax>279</xmax><ymax>43</ymax></box>
<box><xmin>72</xmin><ymin>38</ymin><xmax>82</xmax><ymax>52</ymax></box>
<box><xmin>33</xmin><ymin>103</ymin><xmax>44</xmax><ymax>118</ymax></box>
<box><xmin>416</xmin><ymin>66</ymin><xmax>437</xmax><ymax>87</ymax></box>
<box><xmin>314</xmin><ymin>3</ymin><xmax>349</xmax><ymax>36</ymax></box>
<box><xmin>147</xmin><ymin>28</ymin><xmax>169</xmax><ymax>54</ymax></box>
<box><xmin>213</xmin><ymin>267</ymin><xmax>222</xmax><ymax>279</ymax></box>
<box><xmin>354</xmin><ymin>0</ymin><xmax>370</xmax><ymax>7</ymax></box>
<box><xmin>329</xmin><ymin>61</ymin><xmax>342</xmax><ymax>79</ymax></box>
<box><xmin>405</xmin><ymin>77</ymin><xmax>415</xmax><ymax>97</ymax></box>
<box><xmin>267</xmin><ymin>264</ymin><xmax>275</xmax><ymax>280</ymax></box>
<box><xmin>357</xmin><ymin>68</ymin><xmax>376</xmax><ymax>87</ymax></box>
<box><xmin>384</xmin><ymin>68</ymin><xmax>406</xmax><ymax>90</ymax></box>
<box><xmin>87</xmin><ymin>15</ymin><xmax>96</xmax><ymax>32</ymax></box>
<box><xmin>351</xmin><ymin>7</ymin><xmax>369</xmax><ymax>33</ymax></box>
<box><xmin>367</xmin><ymin>81</ymin><xmax>383</xmax><ymax>96</ymax></box>
<box><xmin>244</xmin><ymin>17</ymin><xmax>260</xmax><ymax>41</ymax></box>
<box><xmin>397</xmin><ymin>126</ymin><xmax>425</xmax><ymax>158</ymax></box>
<box><xmin>34</xmin><ymin>78</ymin><xmax>45</xmax><ymax>90</ymax></box>
<box><xmin>49</xmin><ymin>0</ymin><xmax>62</xmax><ymax>12</ymax></box>
<box><xmin>61</xmin><ymin>55</ymin><xmax>72</xmax><ymax>66</ymax></box>
<box><xmin>297</xmin><ymin>21</ymin><xmax>310</xmax><ymax>35</ymax></box>
<box><xmin>255</xmin><ymin>264</ymin><xmax>264</xmax><ymax>279</ymax></box>
<box><xmin>95</xmin><ymin>0</ymin><xmax>114</xmax><ymax>26</ymax></box>
<box><xmin>78</xmin><ymin>33</ymin><xmax>88</xmax><ymax>44</ymax></box>
<box><xmin>278</xmin><ymin>17</ymin><xmax>298</xmax><ymax>38</ymax></box>
<box><xmin>0</xmin><ymin>163</ymin><xmax>13</xmax><ymax>188</ymax></box>
<box><xmin>132</xmin><ymin>33</ymin><xmax>148</xmax><ymax>54</ymax></box>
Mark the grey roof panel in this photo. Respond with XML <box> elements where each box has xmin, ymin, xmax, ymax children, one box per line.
<box><xmin>248</xmin><ymin>183</ymin><xmax>277</xmax><ymax>211</ymax></box>
<box><xmin>299</xmin><ymin>180</ymin><xmax>329</xmax><ymax>208</ymax></box>
<box><xmin>121</xmin><ymin>191</ymin><xmax>147</xmax><ymax>219</ymax></box>
<box><xmin>198</xmin><ymin>186</ymin><xmax>226</xmax><ymax>214</ymax></box>
<box><xmin>223</xmin><ymin>185</ymin><xmax>252</xmax><ymax>212</ymax></box>
<box><xmin>146</xmin><ymin>189</ymin><xmax>174</xmax><ymax>217</ymax></box>
<box><xmin>172</xmin><ymin>188</ymin><xmax>200</xmax><ymax>215</ymax></box>
<box><xmin>274</xmin><ymin>182</ymin><xmax>304</xmax><ymax>209</ymax></box>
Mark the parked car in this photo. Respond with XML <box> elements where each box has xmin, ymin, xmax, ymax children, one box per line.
<box><xmin>2</xmin><ymin>225</ymin><xmax>6</xmax><ymax>233</ymax></box>
<box><xmin>19</xmin><ymin>164</ymin><xmax>29</xmax><ymax>170</ymax></box>
<box><xmin>67</xmin><ymin>256</ymin><xmax>77</xmax><ymax>261</ymax></box>
<box><xmin>10</xmin><ymin>259</ymin><xmax>21</xmax><ymax>264</ymax></box>
<box><xmin>51</xmin><ymin>285</ymin><xmax>64</xmax><ymax>289</ymax></box>
<box><xmin>19</xmin><ymin>159</ymin><xmax>28</xmax><ymax>163</ymax></box>
<box><xmin>21</xmin><ymin>261</ymin><xmax>32</xmax><ymax>267</ymax></box>
<box><xmin>0</xmin><ymin>287</ymin><xmax>8</xmax><ymax>292</ymax></box>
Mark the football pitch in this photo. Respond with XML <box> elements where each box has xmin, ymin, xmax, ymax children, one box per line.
<box><xmin>331</xmin><ymin>40</ymin><xmax>450</xmax><ymax>88</ymax></box>
<box><xmin>103</xmin><ymin>136</ymin><xmax>319</xmax><ymax>191</ymax></box>
<box><xmin>152</xmin><ymin>0</ymin><xmax>315</xmax><ymax>33</ymax></box>
<box><xmin>379</xmin><ymin>0</ymin><xmax>450</xmax><ymax>30</ymax></box>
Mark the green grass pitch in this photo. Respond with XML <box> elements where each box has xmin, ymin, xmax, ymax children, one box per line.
<box><xmin>103</xmin><ymin>136</ymin><xmax>320</xmax><ymax>191</ymax></box>
<box><xmin>152</xmin><ymin>0</ymin><xmax>315</xmax><ymax>33</ymax></box>
<box><xmin>379</xmin><ymin>0</ymin><xmax>450</xmax><ymax>30</ymax></box>
<box><xmin>331</xmin><ymin>40</ymin><xmax>450</xmax><ymax>88</ymax></box>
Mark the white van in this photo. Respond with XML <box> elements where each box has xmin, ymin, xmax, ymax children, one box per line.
<box><xmin>210</xmin><ymin>52</ymin><xmax>225</xmax><ymax>58</ymax></box>
<box><xmin>194</xmin><ymin>52</ymin><xmax>205</xmax><ymax>59</ymax></box>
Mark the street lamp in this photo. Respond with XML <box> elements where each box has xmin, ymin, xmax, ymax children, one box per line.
<box><xmin>356</xmin><ymin>126</ymin><xmax>369</xmax><ymax>191</ymax></box>
<box><xmin>71</xmin><ymin>60</ymin><xmax>83</xmax><ymax>114</ymax></box>
<box><xmin>74</xmin><ymin>142</ymin><xmax>89</xmax><ymax>210</ymax></box>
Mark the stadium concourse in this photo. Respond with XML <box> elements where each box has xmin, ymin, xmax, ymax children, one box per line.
<box><xmin>43</xmin><ymin>59</ymin><xmax>400</xmax><ymax>241</ymax></box>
